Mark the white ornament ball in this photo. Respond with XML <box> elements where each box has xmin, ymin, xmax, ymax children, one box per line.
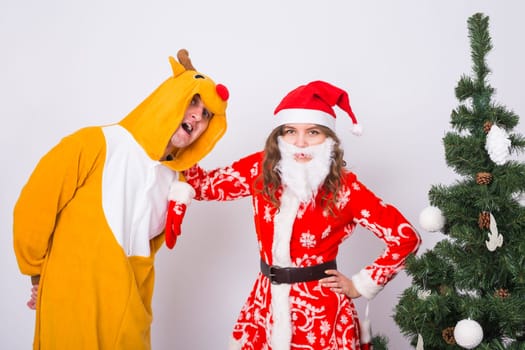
<box><xmin>419</xmin><ymin>206</ymin><xmax>446</xmax><ymax>232</ymax></box>
<box><xmin>454</xmin><ymin>319</ymin><xmax>483</xmax><ymax>349</ymax></box>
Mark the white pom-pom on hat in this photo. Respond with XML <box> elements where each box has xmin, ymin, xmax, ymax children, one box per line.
<box><xmin>419</xmin><ymin>206</ymin><xmax>446</xmax><ymax>232</ymax></box>
<box><xmin>352</xmin><ymin>123</ymin><xmax>363</xmax><ymax>136</ymax></box>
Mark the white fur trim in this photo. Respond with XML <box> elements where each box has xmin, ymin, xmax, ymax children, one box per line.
<box><xmin>275</xmin><ymin>108</ymin><xmax>335</xmax><ymax>130</ymax></box>
<box><xmin>269</xmin><ymin>189</ymin><xmax>300</xmax><ymax>349</ymax></box>
<box><xmin>168</xmin><ymin>181</ymin><xmax>195</xmax><ymax>204</ymax></box>
<box><xmin>272</xmin><ymin>189</ymin><xmax>299</xmax><ymax>266</ymax></box>
<box><xmin>271</xmin><ymin>284</ymin><xmax>292</xmax><ymax>350</ymax></box>
<box><xmin>351</xmin><ymin>269</ymin><xmax>383</xmax><ymax>300</ymax></box>
<box><xmin>360</xmin><ymin>301</ymin><xmax>372</xmax><ymax>343</ymax></box>
<box><xmin>360</xmin><ymin>318</ymin><xmax>372</xmax><ymax>343</ymax></box>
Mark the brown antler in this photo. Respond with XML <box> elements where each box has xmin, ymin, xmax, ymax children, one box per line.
<box><xmin>176</xmin><ymin>49</ymin><xmax>196</xmax><ymax>71</ymax></box>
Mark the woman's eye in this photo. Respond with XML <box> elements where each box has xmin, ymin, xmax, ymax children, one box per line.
<box><xmin>203</xmin><ymin>109</ymin><xmax>211</xmax><ymax>119</ymax></box>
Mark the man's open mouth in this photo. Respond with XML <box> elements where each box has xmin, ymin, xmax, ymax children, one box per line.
<box><xmin>182</xmin><ymin>122</ymin><xmax>193</xmax><ymax>134</ymax></box>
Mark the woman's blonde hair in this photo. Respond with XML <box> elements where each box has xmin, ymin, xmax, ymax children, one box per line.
<box><xmin>256</xmin><ymin>125</ymin><xmax>346</xmax><ymax>215</ymax></box>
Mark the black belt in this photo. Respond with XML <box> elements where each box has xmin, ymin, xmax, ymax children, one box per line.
<box><xmin>260</xmin><ymin>259</ymin><xmax>337</xmax><ymax>284</ymax></box>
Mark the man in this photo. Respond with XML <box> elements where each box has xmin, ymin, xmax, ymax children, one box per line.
<box><xmin>13</xmin><ymin>49</ymin><xmax>229</xmax><ymax>350</ymax></box>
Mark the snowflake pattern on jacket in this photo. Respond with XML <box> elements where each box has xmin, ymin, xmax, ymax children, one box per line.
<box><xmin>184</xmin><ymin>151</ymin><xmax>421</xmax><ymax>350</ymax></box>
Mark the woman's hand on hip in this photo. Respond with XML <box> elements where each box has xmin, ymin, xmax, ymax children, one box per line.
<box><xmin>320</xmin><ymin>269</ymin><xmax>361</xmax><ymax>299</ymax></box>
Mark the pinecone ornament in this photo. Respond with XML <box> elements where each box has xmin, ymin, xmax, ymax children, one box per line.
<box><xmin>478</xmin><ymin>211</ymin><xmax>491</xmax><ymax>230</ymax></box>
<box><xmin>476</xmin><ymin>172</ymin><xmax>493</xmax><ymax>185</ymax></box>
<box><xmin>442</xmin><ymin>326</ymin><xmax>456</xmax><ymax>345</ymax></box>
<box><xmin>439</xmin><ymin>284</ymin><xmax>452</xmax><ymax>296</ymax></box>
<box><xmin>494</xmin><ymin>288</ymin><xmax>510</xmax><ymax>299</ymax></box>
<box><xmin>483</xmin><ymin>121</ymin><xmax>493</xmax><ymax>133</ymax></box>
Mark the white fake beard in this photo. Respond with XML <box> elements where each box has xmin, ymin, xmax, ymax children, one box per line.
<box><xmin>276</xmin><ymin>137</ymin><xmax>335</xmax><ymax>203</ymax></box>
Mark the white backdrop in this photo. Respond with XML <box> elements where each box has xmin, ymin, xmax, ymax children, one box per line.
<box><xmin>1</xmin><ymin>1</ymin><xmax>524</xmax><ymax>349</ymax></box>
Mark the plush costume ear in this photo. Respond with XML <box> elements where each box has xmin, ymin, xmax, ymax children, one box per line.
<box><xmin>169</xmin><ymin>56</ymin><xmax>185</xmax><ymax>77</ymax></box>
<box><xmin>177</xmin><ymin>49</ymin><xmax>196</xmax><ymax>70</ymax></box>
<box><xmin>169</xmin><ymin>49</ymin><xmax>196</xmax><ymax>78</ymax></box>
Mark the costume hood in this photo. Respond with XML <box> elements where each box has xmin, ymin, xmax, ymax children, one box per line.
<box><xmin>120</xmin><ymin>49</ymin><xmax>228</xmax><ymax>171</ymax></box>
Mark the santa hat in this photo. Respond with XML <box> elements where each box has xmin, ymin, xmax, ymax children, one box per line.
<box><xmin>274</xmin><ymin>80</ymin><xmax>362</xmax><ymax>135</ymax></box>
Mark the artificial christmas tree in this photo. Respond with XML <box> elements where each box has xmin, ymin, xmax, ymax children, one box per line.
<box><xmin>394</xmin><ymin>13</ymin><xmax>525</xmax><ymax>349</ymax></box>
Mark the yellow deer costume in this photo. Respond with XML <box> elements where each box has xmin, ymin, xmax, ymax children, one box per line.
<box><xmin>13</xmin><ymin>50</ymin><xmax>228</xmax><ymax>349</ymax></box>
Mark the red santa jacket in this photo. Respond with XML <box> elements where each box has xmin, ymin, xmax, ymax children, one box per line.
<box><xmin>184</xmin><ymin>151</ymin><xmax>421</xmax><ymax>350</ymax></box>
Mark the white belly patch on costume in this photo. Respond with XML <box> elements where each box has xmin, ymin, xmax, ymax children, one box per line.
<box><xmin>102</xmin><ymin>125</ymin><xmax>177</xmax><ymax>257</ymax></box>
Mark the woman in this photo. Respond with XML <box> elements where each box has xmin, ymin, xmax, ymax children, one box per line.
<box><xmin>171</xmin><ymin>80</ymin><xmax>421</xmax><ymax>349</ymax></box>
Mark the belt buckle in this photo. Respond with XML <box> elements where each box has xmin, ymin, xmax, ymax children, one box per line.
<box><xmin>269</xmin><ymin>265</ymin><xmax>281</xmax><ymax>285</ymax></box>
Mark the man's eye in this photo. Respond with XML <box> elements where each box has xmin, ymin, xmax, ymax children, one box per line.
<box><xmin>203</xmin><ymin>109</ymin><xmax>212</xmax><ymax>119</ymax></box>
